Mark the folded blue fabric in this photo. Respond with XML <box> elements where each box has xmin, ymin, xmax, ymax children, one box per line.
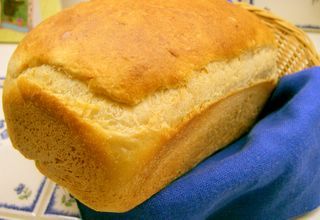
<box><xmin>77</xmin><ymin>67</ymin><xmax>320</xmax><ymax>220</ymax></box>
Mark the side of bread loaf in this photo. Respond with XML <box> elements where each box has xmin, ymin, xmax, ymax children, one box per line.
<box><xmin>4</xmin><ymin>48</ymin><xmax>277</xmax><ymax>211</ymax></box>
<box><xmin>3</xmin><ymin>0</ymin><xmax>277</xmax><ymax>212</ymax></box>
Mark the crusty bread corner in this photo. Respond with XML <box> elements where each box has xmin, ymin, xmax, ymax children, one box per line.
<box><xmin>3</xmin><ymin>0</ymin><xmax>278</xmax><ymax>212</ymax></box>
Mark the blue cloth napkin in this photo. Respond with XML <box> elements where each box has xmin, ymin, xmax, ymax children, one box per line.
<box><xmin>77</xmin><ymin>67</ymin><xmax>320</xmax><ymax>220</ymax></box>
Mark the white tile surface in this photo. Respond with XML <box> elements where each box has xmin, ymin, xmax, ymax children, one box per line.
<box><xmin>43</xmin><ymin>185</ymin><xmax>80</xmax><ymax>219</ymax></box>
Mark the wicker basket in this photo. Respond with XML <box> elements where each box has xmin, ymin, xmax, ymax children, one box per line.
<box><xmin>236</xmin><ymin>3</ymin><xmax>320</xmax><ymax>77</ymax></box>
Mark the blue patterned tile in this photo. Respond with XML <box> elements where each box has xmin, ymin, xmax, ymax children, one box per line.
<box><xmin>45</xmin><ymin>185</ymin><xmax>80</xmax><ymax>218</ymax></box>
<box><xmin>0</xmin><ymin>178</ymin><xmax>46</xmax><ymax>213</ymax></box>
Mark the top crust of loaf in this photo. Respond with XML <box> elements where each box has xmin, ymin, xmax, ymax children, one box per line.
<box><xmin>8</xmin><ymin>0</ymin><xmax>275</xmax><ymax>105</ymax></box>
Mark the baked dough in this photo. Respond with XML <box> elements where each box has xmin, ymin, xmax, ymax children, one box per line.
<box><xmin>3</xmin><ymin>0</ymin><xmax>277</xmax><ymax>212</ymax></box>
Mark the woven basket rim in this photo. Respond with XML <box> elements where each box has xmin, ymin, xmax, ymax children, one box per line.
<box><xmin>236</xmin><ymin>2</ymin><xmax>320</xmax><ymax>66</ymax></box>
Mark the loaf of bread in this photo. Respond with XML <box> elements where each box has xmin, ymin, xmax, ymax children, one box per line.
<box><xmin>3</xmin><ymin>0</ymin><xmax>278</xmax><ymax>212</ymax></box>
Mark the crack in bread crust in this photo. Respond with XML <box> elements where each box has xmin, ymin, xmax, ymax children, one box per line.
<box><xmin>7</xmin><ymin>0</ymin><xmax>275</xmax><ymax>104</ymax></box>
<box><xmin>16</xmin><ymin>48</ymin><xmax>277</xmax><ymax>140</ymax></box>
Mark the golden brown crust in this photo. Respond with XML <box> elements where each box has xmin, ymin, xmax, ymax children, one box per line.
<box><xmin>3</xmin><ymin>73</ymin><xmax>275</xmax><ymax>211</ymax></box>
<box><xmin>8</xmin><ymin>0</ymin><xmax>274</xmax><ymax>104</ymax></box>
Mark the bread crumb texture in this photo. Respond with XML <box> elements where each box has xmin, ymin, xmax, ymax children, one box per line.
<box><xmin>19</xmin><ymin>48</ymin><xmax>276</xmax><ymax>139</ymax></box>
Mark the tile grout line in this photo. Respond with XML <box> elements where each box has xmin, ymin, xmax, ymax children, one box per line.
<box><xmin>0</xmin><ymin>210</ymin><xmax>36</xmax><ymax>220</ymax></box>
<box><xmin>35</xmin><ymin>179</ymin><xmax>55</xmax><ymax>217</ymax></box>
<box><xmin>0</xmin><ymin>180</ymin><xmax>55</xmax><ymax>220</ymax></box>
